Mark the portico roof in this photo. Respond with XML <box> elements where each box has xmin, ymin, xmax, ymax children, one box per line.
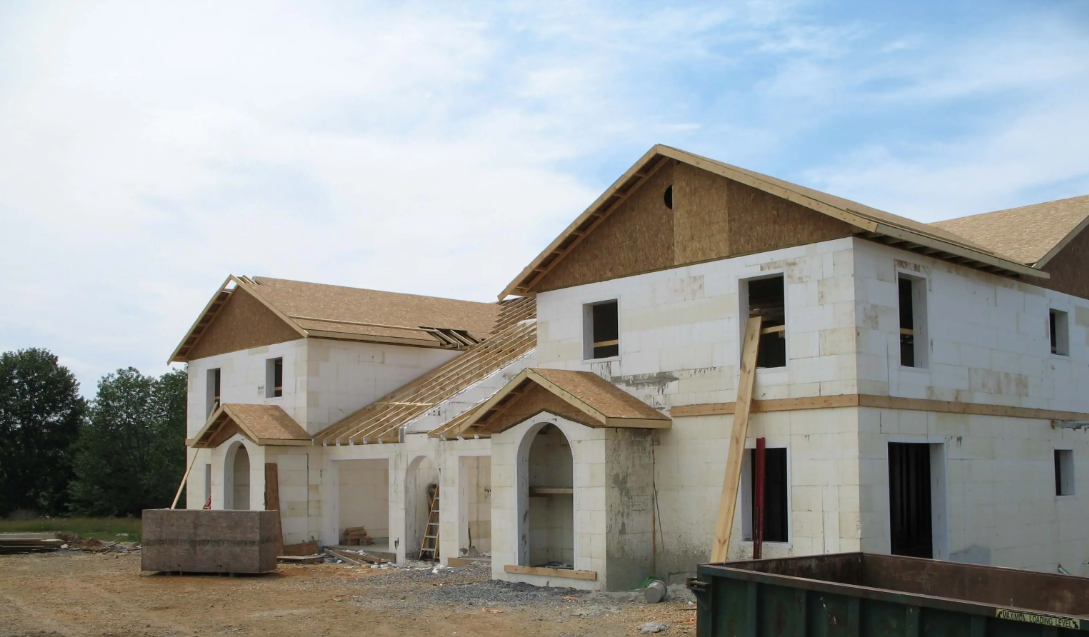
<box><xmin>188</xmin><ymin>403</ymin><xmax>311</xmax><ymax>448</ymax></box>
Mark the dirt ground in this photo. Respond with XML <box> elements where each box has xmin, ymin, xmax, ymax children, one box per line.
<box><xmin>0</xmin><ymin>551</ymin><xmax>696</xmax><ymax>637</ymax></box>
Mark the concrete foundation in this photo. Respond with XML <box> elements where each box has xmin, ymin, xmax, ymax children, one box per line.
<box><xmin>141</xmin><ymin>509</ymin><xmax>279</xmax><ymax>574</ymax></box>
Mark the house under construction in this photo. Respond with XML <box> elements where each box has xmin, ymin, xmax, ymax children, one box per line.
<box><xmin>176</xmin><ymin>145</ymin><xmax>1089</xmax><ymax>590</ymax></box>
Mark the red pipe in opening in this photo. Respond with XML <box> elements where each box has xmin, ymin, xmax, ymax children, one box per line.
<box><xmin>753</xmin><ymin>437</ymin><xmax>766</xmax><ymax>559</ymax></box>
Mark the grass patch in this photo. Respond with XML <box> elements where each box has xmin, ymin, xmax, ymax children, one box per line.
<box><xmin>0</xmin><ymin>517</ymin><xmax>142</xmax><ymax>542</ymax></box>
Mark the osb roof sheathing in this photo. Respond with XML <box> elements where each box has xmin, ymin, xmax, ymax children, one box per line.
<box><xmin>313</xmin><ymin>297</ymin><xmax>537</xmax><ymax>445</ymax></box>
<box><xmin>500</xmin><ymin>145</ymin><xmax>1047</xmax><ymax>298</ymax></box>
<box><xmin>454</xmin><ymin>368</ymin><xmax>671</xmax><ymax>437</ymax></box>
<box><xmin>931</xmin><ymin>194</ymin><xmax>1089</xmax><ymax>266</ymax></box>
<box><xmin>188</xmin><ymin>403</ymin><xmax>311</xmax><ymax>448</ymax></box>
<box><xmin>171</xmin><ymin>275</ymin><xmax>506</xmax><ymax>362</ymax></box>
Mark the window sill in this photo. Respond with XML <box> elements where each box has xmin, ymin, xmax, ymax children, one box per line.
<box><xmin>584</xmin><ymin>356</ymin><xmax>621</xmax><ymax>364</ymax></box>
<box><xmin>1056</xmin><ymin>494</ymin><xmax>1076</xmax><ymax>500</ymax></box>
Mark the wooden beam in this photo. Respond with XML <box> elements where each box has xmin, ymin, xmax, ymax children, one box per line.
<box><xmin>170</xmin><ymin>451</ymin><xmax>200</xmax><ymax>509</ymax></box>
<box><xmin>264</xmin><ymin>463</ymin><xmax>285</xmax><ymax>556</ymax></box>
<box><xmin>504</xmin><ymin>564</ymin><xmax>597</xmax><ymax>581</ymax></box>
<box><xmin>711</xmin><ymin>315</ymin><xmax>762</xmax><ymax>563</ymax></box>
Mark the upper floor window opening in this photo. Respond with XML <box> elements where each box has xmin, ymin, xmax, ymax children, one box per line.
<box><xmin>206</xmin><ymin>368</ymin><xmax>221</xmax><ymax>417</ymax></box>
<box><xmin>745</xmin><ymin>275</ymin><xmax>786</xmax><ymax>369</ymax></box>
<box><xmin>898</xmin><ymin>274</ymin><xmax>928</xmax><ymax>369</ymax></box>
<box><xmin>266</xmin><ymin>357</ymin><xmax>283</xmax><ymax>398</ymax></box>
<box><xmin>584</xmin><ymin>300</ymin><xmax>619</xmax><ymax>360</ymax></box>
<box><xmin>1050</xmin><ymin>308</ymin><xmax>1069</xmax><ymax>356</ymax></box>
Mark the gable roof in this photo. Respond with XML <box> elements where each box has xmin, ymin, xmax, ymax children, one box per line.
<box><xmin>313</xmin><ymin>296</ymin><xmax>537</xmax><ymax>445</ymax></box>
<box><xmin>188</xmin><ymin>404</ymin><xmax>311</xmax><ymax>448</ymax></box>
<box><xmin>451</xmin><ymin>368</ymin><xmax>671</xmax><ymax>437</ymax></box>
<box><xmin>931</xmin><ymin>195</ymin><xmax>1089</xmax><ymax>267</ymax></box>
<box><xmin>500</xmin><ymin>145</ymin><xmax>1046</xmax><ymax>298</ymax></box>
<box><xmin>170</xmin><ymin>275</ymin><xmax>503</xmax><ymax>363</ymax></box>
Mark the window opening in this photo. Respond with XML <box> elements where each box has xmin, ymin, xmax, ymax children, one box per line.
<box><xmin>663</xmin><ymin>185</ymin><xmax>673</xmax><ymax>209</ymax></box>
<box><xmin>266</xmin><ymin>358</ymin><xmax>283</xmax><ymax>398</ymax></box>
<box><xmin>898</xmin><ymin>275</ymin><xmax>928</xmax><ymax>368</ymax></box>
<box><xmin>585</xmin><ymin>300</ymin><xmax>619</xmax><ymax>359</ymax></box>
<box><xmin>1050</xmin><ymin>309</ymin><xmax>1069</xmax><ymax>356</ymax></box>
<box><xmin>748</xmin><ymin>276</ymin><xmax>786</xmax><ymax>368</ymax></box>
<box><xmin>744</xmin><ymin>447</ymin><xmax>788</xmax><ymax>543</ymax></box>
<box><xmin>206</xmin><ymin>368</ymin><xmax>221</xmax><ymax>416</ymax></box>
<box><xmin>1056</xmin><ymin>449</ymin><xmax>1074</xmax><ymax>496</ymax></box>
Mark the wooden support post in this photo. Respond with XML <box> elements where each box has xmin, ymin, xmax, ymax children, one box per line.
<box><xmin>711</xmin><ymin>315</ymin><xmax>762</xmax><ymax>562</ymax></box>
<box><xmin>753</xmin><ymin>437</ymin><xmax>766</xmax><ymax>559</ymax></box>
<box><xmin>264</xmin><ymin>463</ymin><xmax>285</xmax><ymax>556</ymax></box>
<box><xmin>170</xmin><ymin>450</ymin><xmax>199</xmax><ymax>510</ymax></box>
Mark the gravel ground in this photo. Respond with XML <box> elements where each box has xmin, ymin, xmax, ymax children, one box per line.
<box><xmin>0</xmin><ymin>551</ymin><xmax>697</xmax><ymax>637</ymax></box>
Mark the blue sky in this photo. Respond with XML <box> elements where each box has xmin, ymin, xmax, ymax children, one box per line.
<box><xmin>1</xmin><ymin>0</ymin><xmax>1087</xmax><ymax>396</ymax></box>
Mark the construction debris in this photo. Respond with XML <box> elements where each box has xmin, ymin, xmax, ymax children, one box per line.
<box><xmin>277</xmin><ymin>555</ymin><xmax>323</xmax><ymax>565</ymax></box>
<box><xmin>341</xmin><ymin>527</ymin><xmax>374</xmax><ymax>546</ymax></box>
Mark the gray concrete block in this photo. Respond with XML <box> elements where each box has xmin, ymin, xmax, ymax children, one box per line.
<box><xmin>141</xmin><ymin>509</ymin><xmax>279</xmax><ymax>574</ymax></box>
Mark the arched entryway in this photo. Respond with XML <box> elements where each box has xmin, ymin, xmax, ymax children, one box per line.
<box><xmin>406</xmin><ymin>456</ymin><xmax>440</xmax><ymax>560</ymax></box>
<box><xmin>224</xmin><ymin>442</ymin><xmax>251</xmax><ymax>510</ymax></box>
<box><xmin>518</xmin><ymin>423</ymin><xmax>574</xmax><ymax>568</ymax></box>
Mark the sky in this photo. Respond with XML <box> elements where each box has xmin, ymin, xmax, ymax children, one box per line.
<box><xmin>1</xmin><ymin>0</ymin><xmax>1088</xmax><ymax>397</ymax></box>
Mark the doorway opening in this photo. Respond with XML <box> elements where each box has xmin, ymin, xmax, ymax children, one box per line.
<box><xmin>524</xmin><ymin>424</ymin><xmax>574</xmax><ymax>568</ymax></box>
<box><xmin>458</xmin><ymin>456</ymin><xmax>492</xmax><ymax>558</ymax></box>
<box><xmin>406</xmin><ymin>457</ymin><xmax>440</xmax><ymax>560</ymax></box>
<box><xmin>224</xmin><ymin>443</ymin><xmax>251</xmax><ymax>510</ymax></box>
<box><xmin>888</xmin><ymin>443</ymin><xmax>934</xmax><ymax>558</ymax></box>
<box><xmin>337</xmin><ymin>459</ymin><xmax>391</xmax><ymax>555</ymax></box>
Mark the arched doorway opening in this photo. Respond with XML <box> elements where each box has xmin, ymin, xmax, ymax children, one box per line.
<box><xmin>224</xmin><ymin>442</ymin><xmax>251</xmax><ymax>510</ymax></box>
<box><xmin>521</xmin><ymin>423</ymin><xmax>574</xmax><ymax>568</ymax></box>
<box><xmin>406</xmin><ymin>456</ymin><xmax>439</xmax><ymax>560</ymax></box>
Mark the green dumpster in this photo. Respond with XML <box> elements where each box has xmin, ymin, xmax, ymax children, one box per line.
<box><xmin>688</xmin><ymin>552</ymin><xmax>1089</xmax><ymax>636</ymax></box>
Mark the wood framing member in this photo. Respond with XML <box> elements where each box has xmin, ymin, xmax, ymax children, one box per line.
<box><xmin>455</xmin><ymin>368</ymin><xmax>671</xmax><ymax>437</ymax></box>
<box><xmin>711</xmin><ymin>316</ymin><xmax>762</xmax><ymax>563</ymax></box>
<box><xmin>504</xmin><ymin>564</ymin><xmax>598</xmax><ymax>581</ymax></box>
<box><xmin>671</xmin><ymin>394</ymin><xmax>1089</xmax><ymax>422</ymax></box>
<box><xmin>264</xmin><ymin>463</ymin><xmax>285</xmax><ymax>556</ymax></box>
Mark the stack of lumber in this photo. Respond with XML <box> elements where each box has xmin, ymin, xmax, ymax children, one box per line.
<box><xmin>0</xmin><ymin>536</ymin><xmax>64</xmax><ymax>555</ymax></box>
<box><xmin>342</xmin><ymin>527</ymin><xmax>374</xmax><ymax>546</ymax></box>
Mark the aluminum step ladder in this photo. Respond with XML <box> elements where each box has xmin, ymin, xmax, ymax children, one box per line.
<box><xmin>419</xmin><ymin>484</ymin><xmax>440</xmax><ymax>561</ymax></box>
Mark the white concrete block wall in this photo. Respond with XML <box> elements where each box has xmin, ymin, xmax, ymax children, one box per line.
<box><xmin>337</xmin><ymin>458</ymin><xmax>390</xmax><ymax>540</ymax></box>
<box><xmin>853</xmin><ymin>240</ymin><xmax>1089</xmax><ymax>412</ymax></box>
<box><xmin>186</xmin><ymin>338</ymin><xmax>461</xmax><ymax>439</ymax></box>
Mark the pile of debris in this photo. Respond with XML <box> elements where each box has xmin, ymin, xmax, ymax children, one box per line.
<box><xmin>340</xmin><ymin>527</ymin><xmax>374</xmax><ymax>546</ymax></box>
<box><xmin>55</xmin><ymin>533</ymin><xmax>140</xmax><ymax>553</ymax></box>
<box><xmin>0</xmin><ymin>535</ymin><xmax>64</xmax><ymax>555</ymax></box>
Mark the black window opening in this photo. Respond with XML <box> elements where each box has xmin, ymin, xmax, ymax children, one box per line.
<box><xmin>888</xmin><ymin>443</ymin><xmax>933</xmax><ymax>559</ymax></box>
<box><xmin>273</xmin><ymin>358</ymin><xmax>283</xmax><ymax>397</ymax></box>
<box><xmin>899</xmin><ymin>278</ymin><xmax>915</xmax><ymax>367</ymax></box>
<box><xmin>207</xmin><ymin>368</ymin><xmax>221</xmax><ymax>417</ymax></box>
<box><xmin>1055</xmin><ymin>449</ymin><xmax>1074</xmax><ymax>496</ymax></box>
<box><xmin>589</xmin><ymin>301</ymin><xmax>619</xmax><ymax>359</ymax></box>
<box><xmin>748</xmin><ymin>276</ymin><xmax>786</xmax><ymax>368</ymax></box>
<box><xmin>748</xmin><ymin>447</ymin><xmax>789</xmax><ymax>543</ymax></box>
<box><xmin>1050</xmin><ymin>309</ymin><xmax>1069</xmax><ymax>356</ymax></box>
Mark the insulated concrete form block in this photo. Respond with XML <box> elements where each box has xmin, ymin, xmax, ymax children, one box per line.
<box><xmin>141</xmin><ymin>509</ymin><xmax>278</xmax><ymax>574</ymax></box>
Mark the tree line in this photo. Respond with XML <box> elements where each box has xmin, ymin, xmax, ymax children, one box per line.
<box><xmin>0</xmin><ymin>348</ymin><xmax>187</xmax><ymax>518</ymax></box>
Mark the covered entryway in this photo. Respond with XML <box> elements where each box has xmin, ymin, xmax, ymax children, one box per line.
<box><xmin>524</xmin><ymin>424</ymin><xmax>574</xmax><ymax>568</ymax></box>
<box><xmin>224</xmin><ymin>442</ymin><xmax>251</xmax><ymax>510</ymax></box>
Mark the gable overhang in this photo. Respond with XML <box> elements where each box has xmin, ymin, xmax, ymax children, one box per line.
<box><xmin>168</xmin><ymin>275</ymin><xmax>308</xmax><ymax>364</ymax></box>
<box><xmin>499</xmin><ymin>145</ymin><xmax>1047</xmax><ymax>299</ymax></box>
<box><xmin>1035</xmin><ymin>213</ymin><xmax>1089</xmax><ymax>268</ymax></box>
<box><xmin>450</xmin><ymin>368</ymin><xmax>671</xmax><ymax>438</ymax></box>
<box><xmin>187</xmin><ymin>404</ymin><xmax>311</xmax><ymax>448</ymax></box>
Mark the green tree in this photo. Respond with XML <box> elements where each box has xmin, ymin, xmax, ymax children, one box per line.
<box><xmin>0</xmin><ymin>348</ymin><xmax>86</xmax><ymax>516</ymax></box>
<box><xmin>69</xmin><ymin>366</ymin><xmax>187</xmax><ymax>516</ymax></box>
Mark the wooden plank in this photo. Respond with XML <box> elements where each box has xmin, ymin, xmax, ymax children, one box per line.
<box><xmin>264</xmin><ymin>463</ymin><xmax>285</xmax><ymax>556</ymax></box>
<box><xmin>529</xmin><ymin>487</ymin><xmax>574</xmax><ymax>496</ymax></box>
<box><xmin>504</xmin><ymin>564</ymin><xmax>597</xmax><ymax>581</ymax></box>
<box><xmin>170</xmin><ymin>451</ymin><xmax>199</xmax><ymax>509</ymax></box>
<box><xmin>672</xmin><ymin>394</ymin><xmax>861</xmax><ymax>418</ymax></box>
<box><xmin>324</xmin><ymin>548</ymin><xmax>363</xmax><ymax>565</ymax></box>
<box><xmin>711</xmin><ymin>315</ymin><xmax>762</xmax><ymax>562</ymax></box>
<box><xmin>278</xmin><ymin>555</ymin><xmax>323</xmax><ymax>564</ymax></box>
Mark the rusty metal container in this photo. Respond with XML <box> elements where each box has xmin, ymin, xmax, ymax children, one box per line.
<box><xmin>688</xmin><ymin>552</ymin><xmax>1089</xmax><ymax>635</ymax></box>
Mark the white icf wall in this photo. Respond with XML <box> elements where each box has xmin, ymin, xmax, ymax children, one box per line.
<box><xmin>186</xmin><ymin>338</ymin><xmax>461</xmax><ymax>438</ymax></box>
